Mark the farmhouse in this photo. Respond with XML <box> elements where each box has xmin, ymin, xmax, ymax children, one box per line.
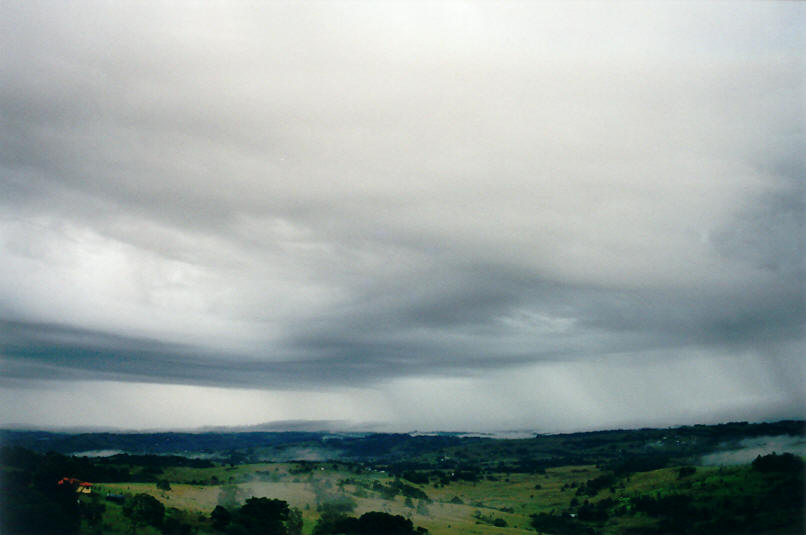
<box><xmin>57</xmin><ymin>477</ymin><xmax>93</xmax><ymax>494</ymax></box>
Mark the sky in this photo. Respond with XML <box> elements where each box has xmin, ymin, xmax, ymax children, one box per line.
<box><xmin>0</xmin><ymin>1</ymin><xmax>803</xmax><ymax>433</ymax></box>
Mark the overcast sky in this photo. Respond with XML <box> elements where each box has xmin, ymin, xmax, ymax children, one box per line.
<box><xmin>0</xmin><ymin>1</ymin><xmax>803</xmax><ymax>432</ymax></box>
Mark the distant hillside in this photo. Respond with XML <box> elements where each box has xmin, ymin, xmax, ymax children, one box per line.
<box><xmin>1</xmin><ymin>420</ymin><xmax>802</xmax><ymax>468</ymax></box>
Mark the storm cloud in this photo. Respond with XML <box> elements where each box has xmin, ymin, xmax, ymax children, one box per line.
<box><xmin>0</xmin><ymin>2</ymin><xmax>803</xmax><ymax>431</ymax></box>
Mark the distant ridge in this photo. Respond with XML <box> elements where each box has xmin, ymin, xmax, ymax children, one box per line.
<box><xmin>0</xmin><ymin>419</ymin><xmax>369</xmax><ymax>434</ymax></box>
<box><xmin>194</xmin><ymin>419</ymin><xmax>374</xmax><ymax>433</ymax></box>
<box><xmin>2</xmin><ymin>417</ymin><xmax>803</xmax><ymax>437</ymax></box>
<box><xmin>0</xmin><ymin>423</ymin><xmax>127</xmax><ymax>433</ymax></box>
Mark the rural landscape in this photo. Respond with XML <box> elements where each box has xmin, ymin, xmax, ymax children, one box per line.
<box><xmin>2</xmin><ymin>2</ymin><xmax>804</xmax><ymax>535</ymax></box>
<box><xmin>2</xmin><ymin>420</ymin><xmax>804</xmax><ymax>534</ymax></box>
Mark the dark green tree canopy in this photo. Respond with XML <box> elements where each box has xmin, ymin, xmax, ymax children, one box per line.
<box><xmin>123</xmin><ymin>493</ymin><xmax>165</xmax><ymax>529</ymax></box>
<box><xmin>752</xmin><ymin>452</ymin><xmax>804</xmax><ymax>474</ymax></box>
<box><xmin>210</xmin><ymin>504</ymin><xmax>231</xmax><ymax>531</ymax></box>
<box><xmin>214</xmin><ymin>497</ymin><xmax>293</xmax><ymax>535</ymax></box>
<box><xmin>314</xmin><ymin>510</ymin><xmax>425</xmax><ymax>535</ymax></box>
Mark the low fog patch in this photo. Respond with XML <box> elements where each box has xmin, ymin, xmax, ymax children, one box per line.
<box><xmin>70</xmin><ymin>449</ymin><xmax>124</xmax><ymax>457</ymax></box>
<box><xmin>700</xmin><ymin>435</ymin><xmax>806</xmax><ymax>466</ymax></box>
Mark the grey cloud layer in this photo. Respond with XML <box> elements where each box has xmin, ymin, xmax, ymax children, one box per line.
<box><xmin>0</xmin><ymin>3</ymin><xmax>803</xmax><ymax>415</ymax></box>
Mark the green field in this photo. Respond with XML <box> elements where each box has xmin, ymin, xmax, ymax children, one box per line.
<box><xmin>75</xmin><ymin>459</ymin><xmax>802</xmax><ymax>535</ymax></box>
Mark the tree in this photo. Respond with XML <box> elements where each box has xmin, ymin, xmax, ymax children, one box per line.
<box><xmin>211</xmin><ymin>505</ymin><xmax>231</xmax><ymax>531</ymax></box>
<box><xmin>287</xmin><ymin>508</ymin><xmax>303</xmax><ymax>535</ymax></box>
<box><xmin>313</xmin><ymin>511</ymin><xmax>424</xmax><ymax>535</ymax></box>
<box><xmin>162</xmin><ymin>514</ymin><xmax>192</xmax><ymax>535</ymax></box>
<box><xmin>752</xmin><ymin>452</ymin><xmax>804</xmax><ymax>474</ymax></box>
<box><xmin>1</xmin><ymin>485</ymin><xmax>81</xmax><ymax>535</ymax></box>
<box><xmin>313</xmin><ymin>509</ymin><xmax>350</xmax><ymax>535</ymax></box>
<box><xmin>237</xmin><ymin>497</ymin><xmax>290</xmax><ymax>535</ymax></box>
<box><xmin>123</xmin><ymin>493</ymin><xmax>165</xmax><ymax>532</ymax></box>
<box><xmin>356</xmin><ymin>512</ymin><xmax>416</xmax><ymax>534</ymax></box>
<box><xmin>157</xmin><ymin>480</ymin><xmax>172</xmax><ymax>491</ymax></box>
<box><xmin>80</xmin><ymin>498</ymin><xmax>106</xmax><ymax>534</ymax></box>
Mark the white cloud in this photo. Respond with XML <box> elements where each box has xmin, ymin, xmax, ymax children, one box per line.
<box><xmin>0</xmin><ymin>1</ymin><xmax>803</xmax><ymax>430</ymax></box>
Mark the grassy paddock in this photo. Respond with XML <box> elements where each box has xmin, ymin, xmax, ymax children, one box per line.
<box><xmin>79</xmin><ymin>455</ymin><xmax>803</xmax><ymax>535</ymax></box>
